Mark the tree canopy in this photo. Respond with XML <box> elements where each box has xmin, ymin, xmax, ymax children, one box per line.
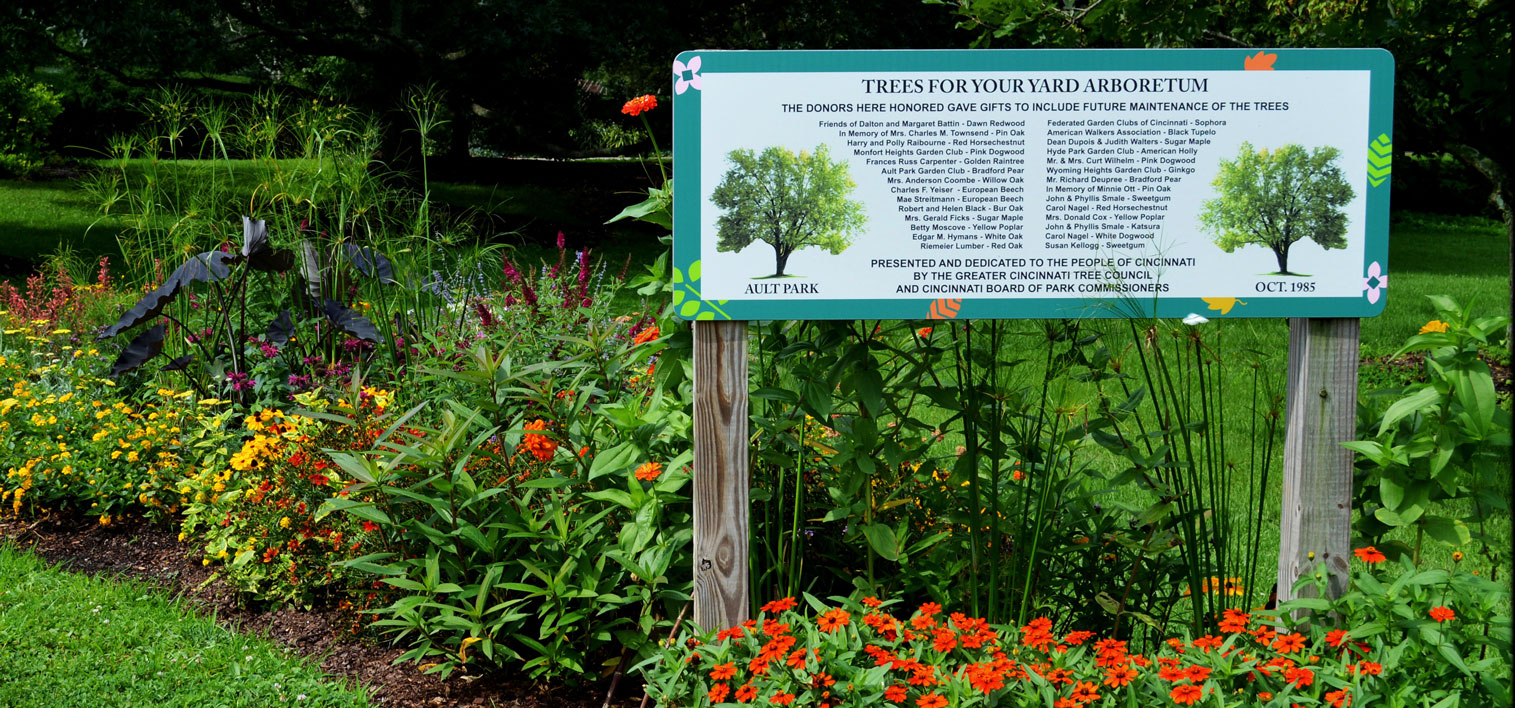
<box><xmin>1200</xmin><ymin>143</ymin><xmax>1354</xmax><ymax>275</ymax></box>
<box><xmin>712</xmin><ymin>145</ymin><xmax>866</xmax><ymax>278</ymax></box>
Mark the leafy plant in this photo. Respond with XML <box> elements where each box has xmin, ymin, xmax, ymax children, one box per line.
<box><xmin>95</xmin><ymin>216</ymin><xmax>391</xmax><ymax>405</ymax></box>
<box><xmin>1345</xmin><ymin>295</ymin><xmax>1511</xmax><ymax>561</ymax></box>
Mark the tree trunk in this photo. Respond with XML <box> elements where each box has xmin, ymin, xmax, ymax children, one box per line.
<box><xmin>1275</xmin><ymin>247</ymin><xmax>1290</xmax><ymax>275</ymax></box>
<box><xmin>774</xmin><ymin>250</ymin><xmax>790</xmax><ymax>277</ymax></box>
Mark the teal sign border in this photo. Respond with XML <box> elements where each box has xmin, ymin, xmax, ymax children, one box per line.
<box><xmin>671</xmin><ymin>49</ymin><xmax>1394</xmax><ymax>321</ymax></box>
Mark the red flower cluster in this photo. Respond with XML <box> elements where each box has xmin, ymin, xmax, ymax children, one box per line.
<box><xmin>663</xmin><ymin>591</ymin><xmax>1424</xmax><ymax>708</ymax></box>
<box><xmin>621</xmin><ymin>95</ymin><xmax>657</xmax><ymax>116</ymax></box>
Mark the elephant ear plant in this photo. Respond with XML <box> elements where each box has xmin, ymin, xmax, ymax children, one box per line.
<box><xmin>97</xmin><ymin>216</ymin><xmax>392</xmax><ymax>404</ymax></box>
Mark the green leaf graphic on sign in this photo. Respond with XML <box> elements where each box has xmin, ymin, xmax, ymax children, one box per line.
<box><xmin>671</xmin><ymin>259</ymin><xmax>731</xmax><ymax>321</ymax></box>
<box><xmin>1367</xmin><ymin>134</ymin><xmax>1392</xmax><ymax>187</ymax></box>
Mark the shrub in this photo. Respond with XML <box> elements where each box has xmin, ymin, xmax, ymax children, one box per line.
<box><xmin>1348</xmin><ymin>296</ymin><xmax>1511</xmax><ymax>561</ymax></box>
<box><xmin>177</xmin><ymin>387</ymin><xmax>392</xmax><ymax>607</ymax></box>
<box><xmin>0</xmin><ymin>73</ymin><xmax>62</xmax><ymax>177</ymax></box>
<box><xmin>0</xmin><ymin>338</ymin><xmax>233</xmax><ymax>525</ymax></box>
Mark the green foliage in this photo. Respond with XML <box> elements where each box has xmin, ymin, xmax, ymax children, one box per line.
<box><xmin>712</xmin><ymin>145</ymin><xmax>865</xmax><ymax>277</ymax></box>
<box><xmin>313</xmin><ymin>289</ymin><xmax>695</xmax><ymax>680</ymax></box>
<box><xmin>1280</xmin><ymin>555</ymin><xmax>1512</xmax><ymax>708</ymax></box>
<box><xmin>1347</xmin><ymin>296</ymin><xmax>1511</xmax><ymax>561</ymax></box>
<box><xmin>0</xmin><ymin>545</ymin><xmax>370</xmax><ymax>707</ymax></box>
<box><xmin>1200</xmin><ymin>143</ymin><xmax>1354</xmax><ymax>275</ymax></box>
<box><xmin>0</xmin><ymin>74</ymin><xmax>62</xmax><ymax>177</ymax></box>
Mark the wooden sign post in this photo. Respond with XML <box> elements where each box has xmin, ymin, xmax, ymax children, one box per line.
<box><xmin>692</xmin><ymin>320</ymin><xmax>751</xmax><ymax>629</ymax></box>
<box><xmin>1277</xmin><ymin>317</ymin><xmax>1361</xmax><ymax>604</ymax></box>
<box><xmin>673</xmin><ymin>48</ymin><xmax>1393</xmax><ymax>625</ymax></box>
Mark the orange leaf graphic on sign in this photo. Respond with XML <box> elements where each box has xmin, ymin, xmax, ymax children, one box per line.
<box><xmin>1201</xmin><ymin>297</ymin><xmax>1247</xmax><ymax>315</ymax></box>
<box><xmin>928</xmin><ymin>298</ymin><xmax>962</xmax><ymax>319</ymax></box>
<box><xmin>1244</xmin><ymin>51</ymin><xmax>1277</xmax><ymax>71</ymax></box>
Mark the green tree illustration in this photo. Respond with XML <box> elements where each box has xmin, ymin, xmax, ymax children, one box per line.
<box><xmin>712</xmin><ymin>144</ymin><xmax>866</xmax><ymax>277</ymax></box>
<box><xmin>1200</xmin><ymin>142</ymin><xmax>1354</xmax><ymax>275</ymax></box>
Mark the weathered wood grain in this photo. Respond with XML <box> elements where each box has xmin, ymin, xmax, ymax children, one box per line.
<box><xmin>692</xmin><ymin>320</ymin><xmax>750</xmax><ymax>630</ymax></box>
<box><xmin>1278</xmin><ymin>317</ymin><xmax>1359</xmax><ymax>605</ymax></box>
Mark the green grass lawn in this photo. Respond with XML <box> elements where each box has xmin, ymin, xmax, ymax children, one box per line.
<box><xmin>0</xmin><ymin>178</ymin><xmax>121</xmax><ymax>266</ymax></box>
<box><xmin>0</xmin><ymin>544</ymin><xmax>371</xmax><ymax>707</ymax></box>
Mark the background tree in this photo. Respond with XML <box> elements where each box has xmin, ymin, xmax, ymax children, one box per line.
<box><xmin>1200</xmin><ymin>143</ymin><xmax>1354</xmax><ymax>275</ymax></box>
<box><xmin>940</xmin><ymin>0</ymin><xmax>1511</xmax><ymax>342</ymax></box>
<box><xmin>712</xmin><ymin>145</ymin><xmax>866</xmax><ymax>278</ymax></box>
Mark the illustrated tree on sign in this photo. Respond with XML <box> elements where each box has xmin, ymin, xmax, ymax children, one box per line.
<box><xmin>712</xmin><ymin>144</ymin><xmax>866</xmax><ymax>277</ymax></box>
<box><xmin>1200</xmin><ymin>142</ymin><xmax>1354</xmax><ymax>275</ymax></box>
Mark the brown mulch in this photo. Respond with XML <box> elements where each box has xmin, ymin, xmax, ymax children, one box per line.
<box><xmin>1362</xmin><ymin>349</ymin><xmax>1513</xmax><ymax>399</ymax></box>
<box><xmin>0</xmin><ymin>516</ymin><xmax>646</xmax><ymax>708</ymax></box>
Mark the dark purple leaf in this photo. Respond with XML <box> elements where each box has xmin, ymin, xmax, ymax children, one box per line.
<box><xmin>266</xmin><ymin>310</ymin><xmax>294</xmax><ymax>346</ymax></box>
<box><xmin>108</xmin><ymin>324</ymin><xmax>165</xmax><ymax>377</ymax></box>
<box><xmin>97</xmin><ymin>251</ymin><xmax>238</xmax><ymax>339</ymax></box>
<box><xmin>160</xmin><ymin>354</ymin><xmax>195</xmax><ymax>372</ymax></box>
<box><xmin>242</xmin><ymin>216</ymin><xmax>293</xmax><ymax>272</ymax></box>
<box><xmin>297</xmin><ymin>239</ymin><xmax>324</xmax><ymax>300</ymax></box>
<box><xmin>321</xmin><ymin>298</ymin><xmax>379</xmax><ymax>342</ymax></box>
<box><xmin>340</xmin><ymin>243</ymin><xmax>396</xmax><ymax>284</ymax></box>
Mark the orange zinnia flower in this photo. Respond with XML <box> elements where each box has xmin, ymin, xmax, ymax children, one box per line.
<box><xmin>632</xmin><ymin>325</ymin><xmax>660</xmax><ymax>345</ymax></box>
<box><xmin>634</xmin><ymin>461</ymin><xmax>663</xmax><ymax>481</ymax></box>
<box><xmin>1430</xmin><ymin>606</ymin><xmax>1455</xmax><ymax>622</ymax></box>
<box><xmin>1353</xmin><ymin>546</ymin><xmax>1387</xmax><ymax>563</ymax></box>
<box><xmin>1218</xmin><ymin>608</ymin><xmax>1251</xmax><ymax>633</ymax></box>
<box><xmin>736</xmin><ymin>683</ymin><xmax>758</xmax><ymax>703</ymax></box>
<box><xmin>1170</xmin><ymin>684</ymin><xmax>1204</xmax><ymax>705</ymax></box>
<box><xmin>1325</xmin><ymin>629</ymin><xmax>1349</xmax><ymax>648</ymax></box>
<box><xmin>1103</xmin><ymin>664</ymin><xmax>1138</xmax><ymax>687</ymax></box>
<box><xmin>1271</xmin><ymin>633</ymin><xmax>1306</xmax><ymax>653</ymax></box>
<box><xmin>622</xmin><ymin>94</ymin><xmax>657</xmax><ymax>116</ymax></box>
<box><xmin>1071</xmin><ymin>681</ymin><xmax>1101</xmax><ymax>703</ymax></box>
<box><xmin>862</xmin><ymin>596</ymin><xmax>883</xmax><ymax>608</ymax></box>
<box><xmin>711</xmin><ymin>662</ymin><xmax>737</xmax><ymax>680</ymax></box>
<box><xmin>769</xmin><ymin>692</ymin><xmax>796</xmax><ymax>706</ymax></box>
<box><xmin>884</xmin><ymin>684</ymin><xmax>908</xmax><ymax>702</ymax></box>
<box><xmin>518</xmin><ymin>419</ymin><xmax>557</xmax><ymax>461</ymax></box>
<box><xmin>1326</xmin><ymin>689</ymin><xmax>1352</xmax><ymax>707</ymax></box>
<box><xmin>916</xmin><ymin>694</ymin><xmax>947</xmax><ymax>708</ymax></box>
<box><xmin>817</xmin><ymin>608</ymin><xmax>851</xmax><ymax>633</ymax></box>
<box><xmin>919</xmin><ymin>602</ymin><xmax>943</xmax><ymax>617</ymax></box>
<box><xmin>1046</xmin><ymin>668</ymin><xmax>1074</xmax><ymax>685</ymax></box>
<box><xmin>917</xmin><ymin>327</ymin><xmax>932</xmax><ymax>337</ymax></box>
<box><xmin>1284</xmin><ymin>666</ymin><xmax>1315</xmax><ymax>688</ymax></box>
<box><xmin>708</xmin><ymin>683</ymin><xmax>730</xmax><ymax>703</ymax></box>
<box><xmin>762</xmin><ymin>596</ymin><xmax>798</xmax><ymax>613</ymax></box>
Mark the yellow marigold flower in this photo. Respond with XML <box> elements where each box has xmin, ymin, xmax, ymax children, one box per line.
<box><xmin>279</xmin><ymin>516</ymin><xmax>291</xmax><ymax>529</ymax></box>
<box><xmin>1419</xmin><ymin>320</ymin><xmax>1449</xmax><ymax>334</ymax></box>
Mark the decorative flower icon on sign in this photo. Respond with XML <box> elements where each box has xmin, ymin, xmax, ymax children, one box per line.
<box><xmin>1362</xmin><ymin>261</ymin><xmax>1387</xmax><ymax>304</ymax></box>
<box><xmin>673</xmin><ymin>56</ymin><xmax>703</xmax><ymax>95</ymax></box>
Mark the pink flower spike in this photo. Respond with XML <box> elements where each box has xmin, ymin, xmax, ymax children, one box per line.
<box><xmin>1362</xmin><ymin>261</ymin><xmax>1387</xmax><ymax>304</ymax></box>
<box><xmin>673</xmin><ymin>56</ymin><xmax>703</xmax><ymax>95</ymax></box>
